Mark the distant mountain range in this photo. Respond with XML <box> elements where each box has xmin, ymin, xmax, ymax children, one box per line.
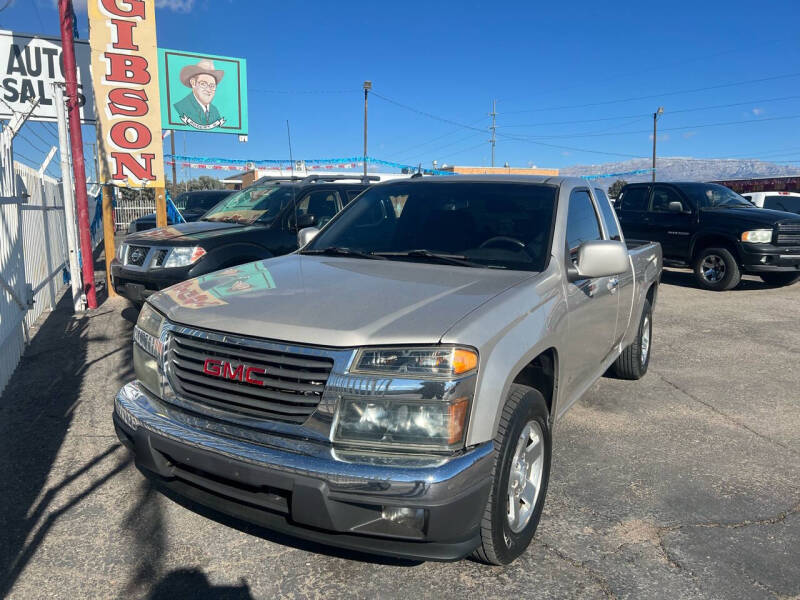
<box><xmin>560</xmin><ymin>157</ymin><xmax>800</xmax><ymax>183</ymax></box>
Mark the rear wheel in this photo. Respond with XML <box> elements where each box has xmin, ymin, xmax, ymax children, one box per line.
<box><xmin>692</xmin><ymin>247</ymin><xmax>741</xmax><ymax>291</ymax></box>
<box><xmin>759</xmin><ymin>272</ymin><xmax>800</xmax><ymax>287</ymax></box>
<box><xmin>611</xmin><ymin>299</ymin><xmax>652</xmax><ymax>380</ymax></box>
<box><xmin>473</xmin><ymin>384</ymin><xmax>551</xmax><ymax>566</ymax></box>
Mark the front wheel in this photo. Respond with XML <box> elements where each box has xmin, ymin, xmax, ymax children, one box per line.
<box><xmin>692</xmin><ymin>247</ymin><xmax>741</xmax><ymax>291</ymax></box>
<box><xmin>473</xmin><ymin>384</ymin><xmax>551</xmax><ymax>565</ymax></box>
<box><xmin>759</xmin><ymin>272</ymin><xmax>800</xmax><ymax>287</ymax></box>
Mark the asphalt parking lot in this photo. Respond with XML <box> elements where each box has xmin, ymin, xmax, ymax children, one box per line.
<box><xmin>1</xmin><ymin>263</ymin><xmax>798</xmax><ymax>599</ymax></box>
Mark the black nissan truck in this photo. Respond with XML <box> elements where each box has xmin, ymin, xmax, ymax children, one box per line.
<box><xmin>111</xmin><ymin>175</ymin><xmax>376</xmax><ymax>305</ymax></box>
<box><xmin>616</xmin><ymin>181</ymin><xmax>800</xmax><ymax>290</ymax></box>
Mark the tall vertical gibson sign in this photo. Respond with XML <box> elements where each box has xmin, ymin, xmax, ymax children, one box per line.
<box><xmin>88</xmin><ymin>0</ymin><xmax>164</xmax><ymax>187</ymax></box>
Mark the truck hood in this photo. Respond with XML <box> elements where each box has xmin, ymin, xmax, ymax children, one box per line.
<box><xmin>700</xmin><ymin>206</ymin><xmax>800</xmax><ymax>227</ymax></box>
<box><xmin>125</xmin><ymin>220</ymin><xmax>264</xmax><ymax>245</ymax></box>
<box><xmin>148</xmin><ymin>254</ymin><xmax>534</xmax><ymax>347</ymax></box>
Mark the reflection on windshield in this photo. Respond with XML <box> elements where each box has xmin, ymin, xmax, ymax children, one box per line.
<box><xmin>304</xmin><ymin>182</ymin><xmax>557</xmax><ymax>272</ymax></box>
<box><xmin>163</xmin><ymin>261</ymin><xmax>276</xmax><ymax>309</ymax></box>
<box><xmin>201</xmin><ymin>185</ymin><xmax>293</xmax><ymax>224</ymax></box>
<box><xmin>678</xmin><ymin>183</ymin><xmax>752</xmax><ymax>208</ymax></box>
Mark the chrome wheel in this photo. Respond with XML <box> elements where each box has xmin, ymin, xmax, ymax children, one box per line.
<box><xmin>701</xmin><ymin>254</ymin><xmax>726</xmax><ymax>283</ymax></box>
<box><xmin>641</xmin><ymin>314</ymin><xmax>651</xmax><ymax>366</ymax></box>
<box><xmin>507</xmin><ymin>420</ymin><xmax>544</xmax><ymax>533</ymax></box>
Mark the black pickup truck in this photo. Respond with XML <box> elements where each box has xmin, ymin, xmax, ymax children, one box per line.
<box><xmin>111</xmin><ymin>175</ymin><xmax>376</xmax><ymax>305</ymax></box>
<box><xmin>616</xmin><ymin>182</ymin><xmax>800</xmax><ymax>290</ymax></box>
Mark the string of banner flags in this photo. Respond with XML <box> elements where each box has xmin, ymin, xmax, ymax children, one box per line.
<box><xmin>164</xmin><ymin>155</ymin><xmax>654</xmax><ymax>180</ymax></box>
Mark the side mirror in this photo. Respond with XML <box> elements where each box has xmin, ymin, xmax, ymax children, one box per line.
<box><xmin>297</xmin><ymin>227</ymin><xmax>320</xmax><ymax>248</ymax></box>
<box><xmin>296</xmin><ymin>213</ymin><xmax>316</xmax><ymax>229</ymax></box>
<box><xmin>668</xmin><ymin>201</ymin><xmax>684</xmax><ymax>213</ymax></box>
<box><xmin>567</xmin><ymin>240</ymin><xmax>628</xmax><ymax>281</ymax></box>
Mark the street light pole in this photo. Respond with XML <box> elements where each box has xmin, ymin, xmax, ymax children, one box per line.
<box><xmin>363</xmin><ymin>81</ymin><xmax>371</xmax><ymax>178</ymax></box>
<box><xmin>652</xmin><ymin>106</ymin><xmax>664</xmax><ymax>182</ymax></box>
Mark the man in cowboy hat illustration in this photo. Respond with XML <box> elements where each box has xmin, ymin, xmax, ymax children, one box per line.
<box><xmin>173</xmin><ymin>59</ymin><xmax>225</xmax><ymax>129</ymax></box>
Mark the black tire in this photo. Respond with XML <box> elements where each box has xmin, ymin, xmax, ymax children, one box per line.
<box><xmin>692</xmin><ymin>247</ymin><xmax>741</xmax><ymax>291</ymax></box>
<box><xmin>611</xmin><ymin>299</ymin><xmax>652</xmax><ymax>380</ymax></box>
<box><xmin>759</xmin><ymin>272</ymin><xmax>800</xmax><ymax>287</ymax></box>
<box><xmin>473</xmin><ymin>384</ymin><xmax>552</xmax><ymax>565</ymax></box>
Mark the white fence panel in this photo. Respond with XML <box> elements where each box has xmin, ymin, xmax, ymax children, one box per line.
<box><xmin>114</xmin><ymin>193</ymin><xmax>155</xmax><ymax>231</ymax></box>
<box><xmin>0</xmin><ymin>161</ymin><xmax>67</xmax><ymax>394</ymax></box>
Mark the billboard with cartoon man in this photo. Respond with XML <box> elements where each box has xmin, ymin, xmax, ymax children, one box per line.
<box><xmin>158</xmin><ymin>48</ymin><xmax>248</xmax><ymax>134</ymax></box>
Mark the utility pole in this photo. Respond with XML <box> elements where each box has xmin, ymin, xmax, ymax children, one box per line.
<box><xmin>489</xmin><ymin>99</ymin><xmax>497</xmax><ymax>168</ymax></box>
<box><xmin>54</xmin><ymin>84</ymin><xmax>84</xmax><ymax>312</ymax></box>
<box><xmin>363</xmin><ymin>81</ymin><xmax>371</xmax><ymax>178</ymax></box>
<box><xmin>170</xmin><ymin>131</ymin><xmax>177</xmax><ymax>193</ymax></box>
<box><xmin>58</xmin><ymin>0</ymin><xmax>96</xmax><ymax>309</ymax></box>
<box><xmin>652</xmin><ymin>106</ymin><xmax>664</xmax><ymax>182</ymax></box>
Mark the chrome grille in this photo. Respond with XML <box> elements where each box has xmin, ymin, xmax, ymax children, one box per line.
<box><xmin>127</xmin><ymin>245</ymin><xmax>150</xmax><ymax>266</ymax></box>
<box><xmin>167</xmin><ymin>329</ymin><xmax>334</xmax><ymax>424</ymax></box>
<box><xmin>776</xmin><ymin>222</ymin><xmax>800</xmax><ymax>246</ymax></box>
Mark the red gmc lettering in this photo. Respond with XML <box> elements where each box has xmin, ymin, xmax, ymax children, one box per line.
<box><xmin>107</xmin><ymin>88</ymin><xmax>148</xmax><ymax>117</ymax></box>
<box><xmin>224</xmin><ymin>362</ymin><xmax>244</xmax><ymax>381</ymax></box>
<box><xmin>101</xmin><ymin>0</ymin><xmax>145</xmax><ymax>18</ymax></box>
<box><xmin>245</xmin><ymin>367</ymin><xmax>266</xmax><ymax>385</ymax></box>
<box><xmin>110</xmin><ymin>152</ymin><xmax>155</xmax><ymax>181</ymax></box>
<box><xmin>203</xmin><ymin>358</ymin><xmax>222</xmax><ymax>376</ymax></box>
<box><xmin>104</xmin><ymin>52</ymin><xmax>151</xmax><ymax>85</ymax></box>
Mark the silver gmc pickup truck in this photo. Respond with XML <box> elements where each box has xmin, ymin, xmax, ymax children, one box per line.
<box><xmin>114</xmin><ymin>176</ymin><xmax>662</xmax><ymax>565</ymax></box>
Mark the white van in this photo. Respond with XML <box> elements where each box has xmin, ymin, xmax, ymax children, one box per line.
<box><xmin>742</xmin><ymin>191</ymin><xmax>800</xmax><ymax>215</ymax></box>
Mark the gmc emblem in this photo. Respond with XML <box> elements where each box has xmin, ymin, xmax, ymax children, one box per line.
<box><xmin>203</xmin><ymin>358</ymin><xmax>266</xmax><ymax>385</ymax></box>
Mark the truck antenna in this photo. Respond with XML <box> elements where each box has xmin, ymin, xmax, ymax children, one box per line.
<box><xmin>287</xmin><ymin>120</ymin><xmax>298</xmax><ymax>233</ymax></box>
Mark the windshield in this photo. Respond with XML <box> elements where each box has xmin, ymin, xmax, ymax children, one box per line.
<box><xmin>676</xmin><ymin>183</ymin><xmax>753</xmax><ymax>208</ymax></box>
<box><xmin>304</xmin><ymin>181</ymin><xmax>558</xmax><ymax>271</ymax></box>
<box><xmin>201</xmin><ymin>185</ymin><xmax>294</xmax><ymax>224</ymax></box>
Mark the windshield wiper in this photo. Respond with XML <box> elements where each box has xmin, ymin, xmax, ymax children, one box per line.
<box><xmin>300</xmin><ymin>246</ymin><xmax>386</xmax><ymax>260</ymax></box>
<box><xmin>374</xmin><ymin>249</ymin><xmax>482</xmax><ymax>268</ymax></box>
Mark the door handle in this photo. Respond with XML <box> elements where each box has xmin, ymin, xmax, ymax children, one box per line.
<box><xmin>607</xmin><ymin>277</ymin><xmax>619</xmax><ymax>293</ymax></box>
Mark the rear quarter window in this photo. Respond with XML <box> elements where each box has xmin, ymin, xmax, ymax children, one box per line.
<box><xmin>594</xmin><ymin>188</ymin><xmax>622</xmax><ymax>241</ymax></box>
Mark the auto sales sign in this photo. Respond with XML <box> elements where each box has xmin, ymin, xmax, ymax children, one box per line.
<box><xmin>88</xmin><ymin>0</ymin><xmax>164</xmax><ymax>187</ymax></box>
<box><xmin>0</xmin><ymin>30</ymin><xmax>95</xmax><ymax>122</ymax></box>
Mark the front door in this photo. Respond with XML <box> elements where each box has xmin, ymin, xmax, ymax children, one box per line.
<box><xmin>562</xmin><ymin>188</ymin><xmax>620</xmax><ymax>411</ymax></box>
<box><xmin>646</xmin><ymin>184</ymin><xmax>696</xmax><ymax>261</ymax></box>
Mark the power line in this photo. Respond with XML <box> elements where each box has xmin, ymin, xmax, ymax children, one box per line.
<box><xmin>249</xmin><ymin>88</ymin><xmax>358</xmax><ymax>94</ymax></box>
<box><xmin>499</xmin><ymin>94</ymin><xmax>800</xmax><ymax>129</ymax></box>
<box><xmin>17</xmin><ymin>131</ymin><xmax>49</xmax><ymax>154</ymax></box>
<box><xmin>28</xmin><ymin>124</ymin><xmax>58</xmax><ymax>149</ymax></box>
<box><xmin>508</xmin><ymin>113</ymin><xmax>800</xmax><ymax>140</ymax></box>
<box><xmin>395</xmin><ymin>131</ymin><xmax>486</xmax><ymax>163</ymax></box>
<box><xmin>387</xmin><ymin>117</ymin><xmax>489</xmax><ymax>158</ymax></box>
<box><xmin>372</xmin><ymin>89</ymin><xmax>645</xmax><ymax>159</ymax></box>
<box><xmin>502</xmin><ymin>72</ymin><xmax>800</xmax><ymax>115</ymax></box>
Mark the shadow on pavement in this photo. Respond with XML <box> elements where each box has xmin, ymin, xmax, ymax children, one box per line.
<box><xmin>147</xmin><ymin>569</ymin><xmax>253</xmax><ymax>600</ymax></box>
<box><xmin>0</xmin><ymin>259</ymin><xmax>134</xmax><ymax>596</ymax></box>
<box><xmin>660</xmin><ymin>268</ymin><xmax>771</xmax><ymax>291</ymax></box>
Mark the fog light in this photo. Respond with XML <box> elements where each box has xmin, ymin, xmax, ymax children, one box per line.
<box><xmin>382</xmin><ymin>506</ymin><xmax>425</xmax><ymax>531</ymax></box>
<box><xmin>760</xmin><ymin>256</ymin><xmax>768</xmax><ymax>264</ymax></box>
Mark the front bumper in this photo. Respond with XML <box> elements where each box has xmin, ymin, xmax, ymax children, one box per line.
<box><xmin>110</xmin><ymin>261</ymin><xmax>190</xmax><ymax>302</ymax></box>
<box><xmin>737</xmin><ymin>242</ymin><xmax>800</xmax><ymax>273</ymax></box>
<box><xmin>114</xmin><ymin>381</ymin><xmax>493</xmax><ymax>561</ymax></box>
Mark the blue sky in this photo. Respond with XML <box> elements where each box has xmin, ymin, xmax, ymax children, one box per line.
<box><xmin>3</xmin><ymin>0</ymin><xmax>800</xmax><ymax>178</ymax></box>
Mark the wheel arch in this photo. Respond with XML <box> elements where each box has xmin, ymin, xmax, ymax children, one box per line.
<box><xmin>690</xmin><ymin>233</ymin><xmax>740</xmax><ymax>262</ymax></box>
<box><xmin>509</xmin><ymin>347</ymin><xmax>559</xmax><ymax>425</ymax></box>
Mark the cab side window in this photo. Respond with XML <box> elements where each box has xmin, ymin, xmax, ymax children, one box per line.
<box><xmin>594</xmin><ymin>188</ymin><xmax>621</xmax><ymax>241</ymax></box>
<box><xmin>620</xmin><ymin>186</ymin><xmax>650</xmax><ymax>211</ymax></box>
<box><xmin>294</xmin><ymin>190</ymin><xmax>340</xmax><ymax>228</ymax></box>
<box><xmin>566</xmin><ymin>189</ymin><xmax>603</xmax><ymax>259</ymax></box>
<box><xmin>650</xmin><ymin>185</ymin><xmax>687</xmax><ymax>212</ymax></box>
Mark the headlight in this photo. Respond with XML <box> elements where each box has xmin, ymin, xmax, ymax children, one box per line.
<box><xmin>117</xmin><ymin>242</ymin><xmax>128</xmax><ymax>262</ymax></box>
<box><xmin>163</xmin><ymin>246</ymin><xmax>206</xmax><ymax>268</ymax></box>
<box><xmin>334</xmin><ymin>396</ymin><xmax>470</xmax><ymax>450</ymax></box>
<box><xmin>133</xmin><ymin>303</ymin><xmax>165</xmax><ymax>396</ymax></box>
<box><xmin>741</xmin><ymin>229</ymin><xmax>773</xmax><ymax>243</ymax></box>
<box><xmin>350</xmin><ymin>346</ymin><xmax>478</xmax><ymax>379</ymax></box>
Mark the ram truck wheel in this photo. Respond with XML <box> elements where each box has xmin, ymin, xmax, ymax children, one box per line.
<box><xmin>473</xmin><ymin>384</ymin><xmax>551</xmax><ymax>565</ymax></box>
<box><xmin>611</xmin><ymin>299</ymin><xmax>652</xmax><ymax>380</ymax></box>
<box><xmin>692</xmin><ymin>247</ymin><xmax>741</xmax><ymax>291</ymax></box>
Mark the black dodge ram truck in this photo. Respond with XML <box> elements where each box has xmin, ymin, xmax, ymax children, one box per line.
<box><xmin>616</xmin><ymin>182</ymin><xmax>800</xmax><ymax>290</ymax></box>
<box><xmin>111</xmin><ymin>175</ymin><xmax>376</xmax><ymax>305</ymax></box>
